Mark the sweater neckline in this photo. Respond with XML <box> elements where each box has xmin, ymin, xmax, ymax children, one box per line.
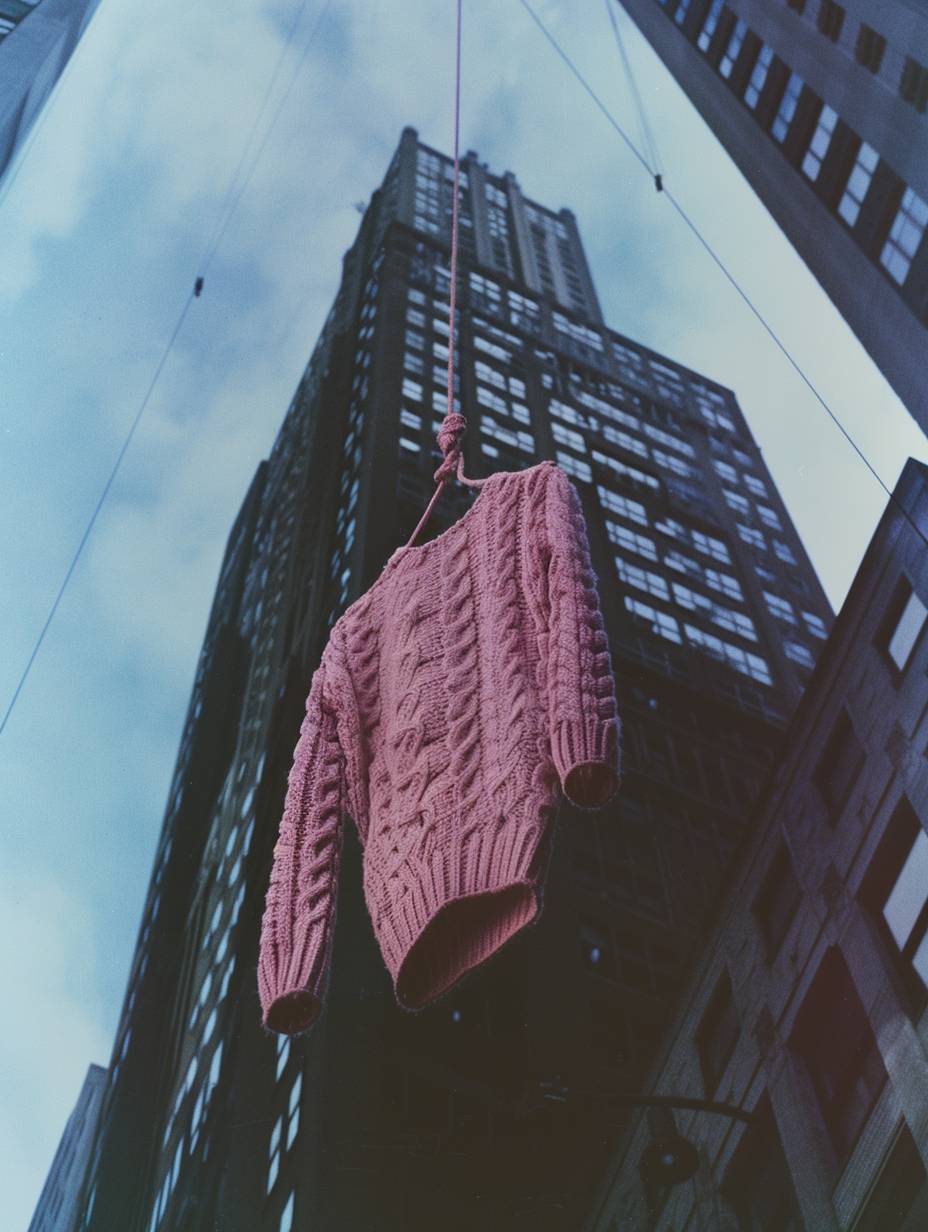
<box><xmin>386</xmin><ymin>460</ymin><xmax>554</xmax><ymax>567</ymax></box>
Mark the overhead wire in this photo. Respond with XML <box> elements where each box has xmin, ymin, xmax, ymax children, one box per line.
<box><xmin>517</xmin><ymin>0</ymin><xmax>928</xmax><ymax>556</ymax></box>
<box><xmin>604</xmin><ymin>0</ymin><xmax>662</xmax><ymax>182</ymax></box>
<box><xmin>0</xmin><ymin>0</ymin><xmax>334</xmax><ymax>738</ymax></box>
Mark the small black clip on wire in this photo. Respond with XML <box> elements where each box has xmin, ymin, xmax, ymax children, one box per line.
<box><xmin>654</xmin><ymin>173</ymin><xmax>663</xmax><ymax>193</ymax></box>
<box><xmin>194</xmin><ymin>276</ymin><xmax>205</xmax><ymax>297</ymax></box>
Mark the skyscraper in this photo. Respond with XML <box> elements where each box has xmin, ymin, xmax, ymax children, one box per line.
<box><xmin>28</xmin><ymin>1064</ymin><xmax>108</xmax><ymax>1232</ymax></box>
<box><xmin>615</xmin><ymin>0</ymin><xmax>928</xmax><ymax>435</ymax></box>
<box><xmin>0</xmin><ymin>0</ymin><xmax>101</xmax><ymax>189</ymax></box>
<box><xmin>73</xmin><ymin>126</ymin><xmax>832</xmax><ymax>1231</ymax></box>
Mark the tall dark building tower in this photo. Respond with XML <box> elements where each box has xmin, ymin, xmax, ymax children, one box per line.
<box><xmin>73</xmin><ymin>127</ymin><xmax>832</xmax><ymax>1232</ymax></box>
<box><xmin>615</xmin><ymin>0</ymin><xmax>928</xmax><ymax>435</ymax></box>
<box><xmin>0</xmin><ymin>0</ymin><xmax>102</xmax><ymax>187</ymax></box>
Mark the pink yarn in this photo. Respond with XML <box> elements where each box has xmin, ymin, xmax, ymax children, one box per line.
<box><xmin>257</xmin><ymin>461</ymin><xmax>621</xmax><ymax>1035</ymax></box>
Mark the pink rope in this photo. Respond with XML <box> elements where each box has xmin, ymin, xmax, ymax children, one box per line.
<box><xmin>405</xmin><ymin>0</ymin><xmax>486</xmax><ymax>551</ymax></box>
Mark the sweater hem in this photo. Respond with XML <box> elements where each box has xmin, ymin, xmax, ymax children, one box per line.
<box><xmin>371</xmin><ymin>800</ymin><xmax>554</xmax><ymax>1011</ymax></box>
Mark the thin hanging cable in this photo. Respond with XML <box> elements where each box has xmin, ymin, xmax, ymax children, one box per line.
<box><xmin>0</xmin><ymin>291</ymin><xmax>197</xmax><ymax>738</ymax></box>
<box><xmin>197</xmin><ymin>0</ymin><xmax>334</xmax><ymax>279</ymax></box>
<box><xmin>517</xmin><ymin>0</ymin><xmax>651</xmax><ymax>178</ymax></box>
<box><xmin>0</xmin><ymin>0</ymin><xmax>334</xmax><ymax>738</ymax></box>
<box><xmin>605</xmin><ymin>0</ymin><xmax>662</xmax><ymax>182</ymax></box>
<box><xmin>517</xmin><ymin>0</ymin><xmax>928</xmax><ymax>555</ymax></box>
<box><xmin>404</xmin><ymin>0</ymin><xmax>486</xmax><ymax>552</ymax></box>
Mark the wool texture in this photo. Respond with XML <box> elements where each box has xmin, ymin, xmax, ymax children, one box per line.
<box><xmin>258</xmin><ymin>460</ymin><xmax>621</xmax><ymax>1035</ymax></box>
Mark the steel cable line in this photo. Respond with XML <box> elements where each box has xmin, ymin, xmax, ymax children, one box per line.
<box><xmin>0</xmin><ymin>0</ymin><xmax>334</xmax><ymax>737</ymax></box>
<box><xmin>604</xmin><ymin>0</ymin><xmax>662</xmax><ymax>180</ymax></box>
<box><xmin>517</xmin><ymin>0</ymin><xmax>928</xmax><ymax>555</ymax></box>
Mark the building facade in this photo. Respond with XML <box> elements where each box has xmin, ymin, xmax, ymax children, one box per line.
<box><xmin>73</xmin><ymin>127</ymin><xmax>832</xmax><ymax>1231</ymax></box>
<box><xmin>28</xmin><ymin>1064</ymin><xmax>108</xmax><ymax>1232</ymax></box>
<box><xmin>617</xmin><ymin>0</ymin><xmax>928</xmax><ymax>435</ymax></box>
<box><xmin>587</xmin><ymin>457</ymin><xmax>928</xmax><ymax>1230</ymax></box>
<box><xmin>0</xmin><ymin>0</ymin><xmax>101</xmax><ymax>189</ymax></box>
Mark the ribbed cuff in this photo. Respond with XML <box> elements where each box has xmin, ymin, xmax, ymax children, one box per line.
<box><xmin>552</xmin><ymin>718</ymin><xmax>620</xmax><ymax>810</ymax></box>
<box><xmin>262</xmin><ymin>988</ymin><xmax>322</xmax><ymax>1036</ymax></box>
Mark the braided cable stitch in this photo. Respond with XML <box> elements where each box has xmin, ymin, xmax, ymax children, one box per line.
<box><xmin>258</xmin><ymin>462</ymin><xmax>621</xmax><ymax>1034</ymax></box>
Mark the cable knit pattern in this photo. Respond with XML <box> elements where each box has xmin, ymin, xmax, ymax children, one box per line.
<box><xmin>258</xmin><ymin>460</ymin><xmax>621</xmax><ymax>1035</ymax></box>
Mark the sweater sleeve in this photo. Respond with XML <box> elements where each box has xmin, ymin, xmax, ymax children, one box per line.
<box><xmin>258</xmin><ymin>654</ymin><xmax>345</xmax><ymax>1035</ymax></box>
<box><xmin>543</xmin><ymin>463</ymin><xmax>621</xmax><ymax>810</ymax></box>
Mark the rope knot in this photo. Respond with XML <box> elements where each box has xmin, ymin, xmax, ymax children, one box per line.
<box><xmin>433</xmin><ymin>412</ymin><xmax>467</xmax><ymax>483</ymax></box>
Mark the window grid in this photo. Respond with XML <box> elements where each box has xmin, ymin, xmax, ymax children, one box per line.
<box><xmin>719</xmin><ymin>19</ymin><xmax>748</xmax><ymax>80</ymax></box>
<box><xmin>801</xmin><ymin>104</ymin><xmax>838</xmax><ymax>182</ymax></box>
<box><xmin>744</xmin><ymin>44</ymin><xmax>773</xmax><ymax>109</ymax></box>
<box><xmin>772</xmin><ymin>72</ymin><xmax>804</xmax><ymax>143</ymax></box>
<box><xmin>880</xmin><ymin>187</ymin><xmax>928</xmax><ymax>286</ymax></box>
<box><xmin>838</xmin><ymin>142</ymin><xmax>878</xmax><ymax>227</ymax></box>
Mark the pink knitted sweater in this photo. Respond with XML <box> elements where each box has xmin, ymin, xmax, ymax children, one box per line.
<box><xmin>258</xmin><ymin>460</ymin><xmax>621</xmax><ymax>1035</ymax></box>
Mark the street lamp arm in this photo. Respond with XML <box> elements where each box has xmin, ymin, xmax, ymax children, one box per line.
<box><xmin>536</xmin><ymin>1082</ymin><xmax>754</xmax><ymax>1124</ymax></box>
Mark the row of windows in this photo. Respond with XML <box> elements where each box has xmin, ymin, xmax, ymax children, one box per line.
<box><xmin>624</xmin><ymin>593</ymin><xmax>773</xmax><ymax>684</ymax></box>
<box><xmin>267</xmin><ymin>1071</ymin><xmax>302</xmax><ymax>1195</ymax></box>
<box><xmin>697</xmin><ymin>785</ymin><xmax>927</xmax><ymax>1197</ymax></box>
<box><xmin>784</xmin><ymin>0</ymin><xmax>928</xmax><ymax>115</ymax></box>
<box><xmin>681</xmin><ymin>1</ymin><xmax>928</xmax><ymax>292</ymax></box>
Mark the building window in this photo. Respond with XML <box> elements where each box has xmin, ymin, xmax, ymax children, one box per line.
<box><xmin>580</xmin><ymin>918</ymin><xmax>615</xmax><ymax>977</ymax></box>
<box><xmin>784</xmin><ymin>639</ymin><xmax>815</xmax><ymax>669</ymax></box>
<box><xmin>597</xmin><ymin>486</ymin><xmax>647</xmax><ymax>526</ymax></box>
<box><xmin>719</xmin><ymin>19</ymin><xmax>748</xmax><ymax>80</ymax></box>
<box><xmin>900</xmin><ymin>57</ymin><xmax>928</xmax><ymax>114</ymax></box>
<box><xmin>764</xmin><ymin>590</ymin><xmax>796</xmax><ymax>624</ymax></box>
<box><xmin>279</xmin><ymin>1191</ymin><xmax>295</xmax><ymax>1232</ymax></box>
<box><xmin>736</xmin><ymin>523</ymin><xmax>766</xmax><ymax>550</ymax></box>
<box><xmin>880</xmin><ymin>187</ymin><xmax>928</xmax><ymax>286</ymax></box>
<box><xmin>614</xmin><ymin>555</ymin><xmax>670</xmax><ymax>601</ymax></box>
<box><xmin>858</xmin><ymin>797</ymin><xmax>928</xmax><ymax>1014</ymax></box>
<box><xmin>606</xmin><ymin>521</ymin><xmax>658</xmax><ymax>562</ymax></box>
<box><xmin>555</xmin><ymin>451</ymin><xmax>592</xmax><ymax>483</ymax></box>
<box><xmin>877</xmin><ymin>577</ymin><xmax>928</xmax><ymax>674</ymax></box>
<box><xmin>838</xmin><ymin>141</ymin><xmax>879</xmax><ymax>226</ymax></box>
<box><xmin>772</xmin><ymin>72</ymin><xmax>804</xmax><ymax>143</ymax></box>
<box><xmin>851</xmin><ymin>1122</ymin><xmax>927</xmax><ymax>1231</ymax></box>
<box><xmin>286</xmin><ymin>1072</ymin><xmax>302</xmax><ymax>1148</ymax></box>
<box><xmin>696</xmin><ymin>971</ymin><xmax>739</xmax><ymax>1093</ymax></box>
<box><xmin>817</xmin><ymin>1</ymin><xmax>844</xmax><ymax>42</ymax></box>
<box><xmin>720</xmin><ymin>1096</ymin><xmax>802</xmax><ymax>1230</ymax></box>
<box><xmin>802</xmin><ymin>610</ymin><xmax>827</xmax><ymax>639</ymax></box>
<box><xmin>790</xmin><ymin>947</ymin><xmax>887</xmax><ymax>1165</ymax></box>
<box><xmin>773</xmin><ymin>539</ymin><xmax>796</xmax><ymax>564</ymax></box>
<box><xmin>744</xmin><ymin>43</ymin><xmax>774</xmax><ymax>109</ymax></box>
<box><xmin>855</xmin><ymin>24</ymin><xmax>886</xmax><ymax>74</ymax></box>
<box><xmin>267</xmin><ymin>1116</ymin><xmax>282</xmax><ymax>1193</ymax></box>
<box><xmin>625</xmin><ymin>596</ymin><xmax>682</xmax><ymax>644</ymax></box>
<box><xmin>801</xmin><ymin>103</ymin><xmax>838</xmax><ymax>182</ymax></box>
<box><xmin>697</xmin><ymin>0</ymin><xmax>724</xmax><ymax>53</ymax></box>
<box><xmin>753</xmin><ymin>844</ymin><xmax>802</xmax><ymax>960</ymax></box>
<box><xmin>757</xmin><ymin>504</ymin><xmax>782</xmax><ymax>531</ymax></box>
<box><xmin>813</xmin><ymin>708</ymin><xmax>864</xmax><ymax>821</ymax></box>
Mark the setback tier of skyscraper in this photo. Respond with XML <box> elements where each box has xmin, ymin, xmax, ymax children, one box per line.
<box><xmin>616</xmin><ymin>0</ymin><xmax>928</xmax><ymax>436</ymax></box>
<box><xmin>70</xmin><ymin>126</ymin><xmax>832</xmax><ymax>1231</ymax></box>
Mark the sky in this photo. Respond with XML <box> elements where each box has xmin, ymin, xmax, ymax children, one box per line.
<box><xmin>1</xmin><ymin>0</ymin><xmax>926</xmax><ymax>1224</ymax></box>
